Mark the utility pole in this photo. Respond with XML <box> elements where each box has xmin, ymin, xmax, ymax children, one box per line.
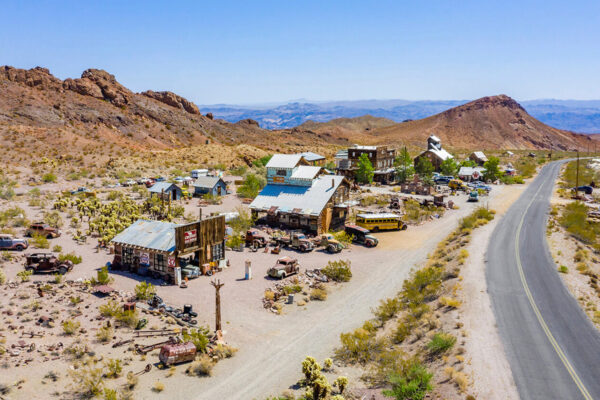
<box><xmin>211</xmin><ymin>279</ymin><xmax>224</xmax><ymax>332</ymax></box>
<box><xmin>576</xmin><ymin>150</ymin><xmax>580</xmax><ymax>198</ymax></box>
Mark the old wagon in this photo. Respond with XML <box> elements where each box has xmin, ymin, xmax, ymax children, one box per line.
<box><xmin>158</xmin><ymin>341</ymin><xmax>197</xmax><ymax>366</ymax></box>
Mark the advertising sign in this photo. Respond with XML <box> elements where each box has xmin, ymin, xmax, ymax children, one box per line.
<box><xmin>140</xmin><ymin>252</ymin><xmax>150</xmax><ymax>265</ymax></box>
<box><xmin>184</xmin><ymin>229</ymin><xmax>197</xmax><ymax>245</ymax></box>
<box><xmin>168</xmin><ymin>256</ymin><xmax>176</xmax><ymax>268</ymax></box>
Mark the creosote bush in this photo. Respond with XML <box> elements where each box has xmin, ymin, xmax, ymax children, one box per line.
<box><xmin>135</xmin><ymin>281</ymin><xmax>156</xmax><ymax>300</ymax></box>
<box><xmin>426</xmin><ymin>332</ymin><xmax>456</xmax><ymax>355</ymax></box>
<box><xmin>186</xmin><ymin>354</ymin><xmax>214</xmax><ymax>377</ymax></box>
<box><xmin>62</xmin><ymin>319</ymin><xmax>81</xmax><ymax>335</ymax></box>
<box><xmin>322</xmin><ymin>259</ymin><xmax>352</xmax><ymax>282</ymax></box>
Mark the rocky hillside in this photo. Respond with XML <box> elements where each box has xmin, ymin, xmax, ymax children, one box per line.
<box><xmin>0</xmin><ymin>66</ymin><xmax>344</xmax><ymax>168</ymax></box>
<box><xmin>302</xmin><ymin>95</ymin><xmax>592</xmax><ymax>151</ymax></box>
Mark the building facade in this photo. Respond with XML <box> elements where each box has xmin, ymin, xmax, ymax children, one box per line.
<box><xmin>336</xmin><ymin>145</ymin><xmax>396</xmax><ymax>183</ymax></box>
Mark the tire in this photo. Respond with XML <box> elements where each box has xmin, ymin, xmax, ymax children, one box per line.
<box><xmin>253</xmin><ymin>240</ymin><xmax>260</xmax><ymax>249</ymax></box>
<box><xmin>366</xmin><ymin>241</ymin><xmax>373</xmax><ymax>248</ymax></box>
<box><xmin>58</xmin><ymin>266</ymin><xmax>68</xmax><ymax>275</ymax></box>
<box><xmin>46</xmin><ymin>234</ymin><xmax>53</xmax><ymax>239</ymax></box>
<box><xmin>327</xmin><ymin>245</ymin><xmax>335</xmax><ymax>254</ymax></box>
<box><xmin>25</xmin><ymin>232</ymin><xmax>31</xmax><ymax>238</ymax></box>
<box><xmin>26</xmin><ymin>267</ymin><xmax>35</xmax><ymax>273</ymax></box>
<box><xmin>15</xmin><ymin>245</ymin><xmax>24</xmax><ymax>251</ymax></box>
<box><xmin>280</xmin><ymin>273</ymin><xmax>286</xmax><ymax>280</ymax></box>
<box><xmin>372</xmin><ymin>227</ymin><xmax>379</xmax><ymax>232</ymax></box>
<box><xmin>206</xmin><ymin>270</ymin><xmax>213</xmax><ymax>276</ymax></box>
<box><xmin>401</xmin><ymin>224</ymin><xmax>408</xmax><ymax>231</ymax></box>
<box><xmin>300</xmin><ymin>245</ymin><xmax>307</xmax><ymax>252</ymax></box>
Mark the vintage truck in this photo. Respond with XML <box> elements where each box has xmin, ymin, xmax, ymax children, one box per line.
<box><xmin>0</xmin><ymin>234</ymin><xmax>28</xmax><ymax>251</ymax></box>
<box><xmin>244</xmin><ymin>229</ymin><xmax>269</xmax><ymax>248</ymax></box>
<box><xmin>267</xmin><ymin>257</ymin><xmax>300</xmax><ymax>279</ymax></box>
<box><xmin>273</xmin><ymin>233</ymin><xmax>314</xmax><ymax>252</ymax></box>
<box><xmin>24</xmin><ymin>253</ymin><xmax>73</xmax><ymax>275</ymax></box>
<box><xmin>316</xmin><ymin>233</ymin><xmax>344</xmax><ymax>253</ymax></box>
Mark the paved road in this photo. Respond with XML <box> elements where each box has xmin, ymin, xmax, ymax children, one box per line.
<box><xmin>487</xmin><ymin>161</ymin><xmax>600</xmax><ymax>400</ymax></box>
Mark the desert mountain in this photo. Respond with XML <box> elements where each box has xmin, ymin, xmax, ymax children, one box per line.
<box><xmin>301</xmin><ymin>95</ymin><xmax>592</xmax><ymax>151</ymax></box>
<box><xmin>0</xmin><ymin>66</ymin><xmax>344</xmax><ymax>168</ymax></box>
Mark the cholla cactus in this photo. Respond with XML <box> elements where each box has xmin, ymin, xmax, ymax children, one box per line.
<box><xmin>333</xmin><ymin>376</ymin><xmax>348</xmax><ymax>394</ymax></box>
<box><xmin>301</xmin><ymin>356</ymin><xmax>321</xmax><ymax>384</ymax></box>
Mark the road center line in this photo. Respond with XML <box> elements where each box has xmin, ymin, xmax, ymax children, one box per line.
<box><xmin>514</xmin><ymin>166</ymin><xmax>593</xmax><ymax>400</ymax></box>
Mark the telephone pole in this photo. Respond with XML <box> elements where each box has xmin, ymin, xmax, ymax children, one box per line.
<box><xmin>211</xmin><ymin>279</ymin><xmax>225</xmax><ymax>332</ymax></box>
<box><xmin>576</xmin><ymin>150</ymin><xmax>580</xmax><ymax>198</ymax></box>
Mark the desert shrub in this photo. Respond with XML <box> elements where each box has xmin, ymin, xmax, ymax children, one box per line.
<box><xmin>226</xmin><ymin>234</ymin><xmax>244</xmax><ymax>248</ymax></box>
<box><xmin>102</xmin><ymin>388</ymin><xmax>117</xmax><ymax>400</ymax></box>
<box><xmin>31</xmin><ymin>233</ymin><xmax>49</xmax><ymax>249</ymax></box>
<box><xmin>439</xmin><ymin>296</ymin><xmax>461</xmax><ymax>308</ymax></box>
<box><xmin>310</xmin><ymin>288</ymin><xmax>328</xmax><ymax>301</ymax></box>
<box><xmin>52</xmin><ymin>244</ymin><xmax>62</xmax><ymax>252</ymax></box>
<box><xmin>264</xmin><ymin>290</ymin><xmax>275</xmax><ymax>301</ymax></box>
<box><xmin>96</xmin><ymin>325</ymin><xmax>114</xmax><ymax>342</ymax></box>
<box><xmin>44</xmin><ymin>210</ymin><xmax>63</xmax><ymax>228</ymax></box>
<box><xmin>182</xmin><ymin>327</ymin><xmax>210</xmax><ymax>352</ymax></box>
<box><xmin>559</xmin><ymin>202</ymin><xmax>598</xmax><ymax>244</ymax></box>
<box><xmin>42</xmin><ymin>172</ymin><xmax>57</xmax><ymax>183</ymax></box>
<box><xmin>459</xmin><ymin>207</ymin><xmax>495</xmax><ymax>230</ymax></box>
<box><xmin>374</xmin><ymin>297</ymin><xmax>402</xmax><ymax>324</ymax></box>
<box><xmin>212</xmin><ymin>343</ymin><xmax>238</xmax><ymax>360</ymax></box>
<box><xmin>115</xmin><ymin>310</ymin><xmax>139</xmax><ymax>329</ymax></box>
<box><xmin>104</xmin><ymin>358</ymin><xmax>123</xmax><ymax>378</ymax></box>
<box><xmin>426</xmin><ymin>332</ymin><xmax>456</xmax><ymax>355</ymax></box>
<box><xmin>0</xmin><ymin>269</ymin><xmax>6</xmax><ymax>285</ymax></box>
<box><xmin>186</xmin><ymin>354</ymin><xmax>215</xmax><ymax>377</ymax></box>
<box><xmin>335</xmin><ymin>322</ymin><xmax>383</xmax><ymax>364</ymax></box>
<box><xmin>99</xmin><ymin>300</ymin><xmax>120</xmax><ymax>317</ymax></box>
<box><xmin>322</xmin><ymin>259</ymin><xmax>352</xmax><ymax>282</ymax></box>
<box><xmin>70</xmin><ymin>296</ymin><xmax>83</xmax><ymax>306</ymax></box>
<box><xmin>135</xmin><ymin>281</ymin><xmax>156</xmax><ymax>300</ymax></box>
<box><xmin>69</xmin><ymin>366</ymin><xmax>104</xmax><ymax>398</ymax></box>
<box><xmin>382</xmin><ymin>361</ymin><xmax>433</xmax><ymax>400</ymax></box>
<box><xmin>401</xmin><ymin>266</ymin><xmax>443</xmax><ymax>307</ymax></box>
<box><xmin>283</xmin><ymin>284</ymin><xmax>303</xmax><ymax>295</ymax></box>
<box><xmin>558</xmin><ymin>265</ymin><xmax>569</xmax><ymax>274</ymax></box>
<box><xmin>332</xmin><ymin>231</ymin><xmax>354</xmax><ymax>247</ymax></box>
<box><xmin>59</xmin><ymin>252</ymin><xmax>82</xmax><ymax>264</ymax></box>
<box><xmin>152</xmin><ymin>381</ymin><xmax>165</xmax><ymax>392</ymax></box>
<box><xmin>62</xmin><ymin>319</ymin><xmax>81</xmax><ymax>335</ymax></box>
<box><xmin>17</xmin><ymin>269</ymin><xmax>33</xmax><ymax>282</ymax></box>
<box><xmin>92</xmin><ymin>266</ymin><xmax>113</xmax><ymax>286</ymax></box>
<box><xmin>125</xmin><ymin>372</ymin><xmax>138</xmax><ymax>390</ymax></box>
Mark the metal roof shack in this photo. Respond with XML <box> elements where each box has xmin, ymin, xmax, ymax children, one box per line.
<box><xmin>111</xmin><ymin>219</ymin><xmax>178</xmax><ymax>253</ymax></box>
<box><xmin>250</xmin><ymin>175</ymin><xmax>346</xmax><ymax>217</ymax></box>
<box><xmin>291</xmin><ymin>166</ymin><xmax>321</xmax><ymax>181</ymax></box>
<box><xmin>266</xmin><ymin>154</ymin><xmax>305</xmax><ymax>169</ymax></box>
<box><xmin>148</xmin><ymin>182</ymin><xmax>183</xmax><ymax>200</ymax></box>
<box><xmin>469</xmin><ymin>151</ymin><xmax>488</xmax><ymax>165</ymax></box>
<box><xmin>297</xmin><ymin>151</ymin><xmax>326</xmax><ymax>164</ymax></box>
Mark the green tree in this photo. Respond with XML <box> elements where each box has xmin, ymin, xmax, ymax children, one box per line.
<box><xmin>460</xmin><ymin>159</ymin><xmax>476</xmax><ymax>168</ymax></box>
<box><xmin>414</xmin><ymin>157</ymin><xmax>434</xmax><ymax>179</ymax></box>
<box><xmin>237</xmin><ymin>173</ymin><xmax>265</xmax><ymax>199</ymax></box>
<box><xmin>439</xmin><ymin>158</ymin><xmax>458</xmax><ymax>177</ymax></box>
<box><xmin>356</xmin><ymin>153</ymin><xmax>374</xmax><ymax>184</ymax></box>
<box><xmin>483</xmin><ymin>156</ymin><xmax>501</xmax><ymax>181</ymax></box>
<box><xmin>394</xmin><ymin>147</ymin><xmax>414</xmax><ymax>183</ymax></box>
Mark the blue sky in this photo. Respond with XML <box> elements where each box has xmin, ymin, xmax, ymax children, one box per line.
<box><xmin>1</xmin><ymin>0</ymin><xmax>599</xmax><ymax>104</ymax></box>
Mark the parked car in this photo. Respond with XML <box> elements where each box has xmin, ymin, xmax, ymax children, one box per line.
<box><xmin>344</xmin><ymin>225</ymin><xmax>378</xmax><ymax>248</ymax></box>
<box><xmin>26</xmin><ymin>223</ymin><xmax>61</xmax><ymax>238</ymax></box>
<box><xmin>468</xmin><ymin>191</ymin><xmax>479</xmax><ymax>202</ymax></box>
<box><xmin>24</xmin><ymin>253</ymin><xmax>73</xmax><ymax>275</ymax></box>
<box><xmin>245</xmin><ymin>229</ymin><xmax>269</xmax><ymax>248</ymax></box>
<box><xmin>267</xmin><ymin>257</ymin><xmax>300</xmax><ymax>279</ymax></box>
<box><xmin>0</xmin><ymin>234</ymin><xmax>28</xmax><ymax>251</ymax></box>
<box><xmin>573</xmin><ymin>185</ymin><xmax>593</xmax><ymax>195</ymax></box>
<box><xmin>434</xmin><ymin>176</ymin><xmax>451</xmax><ymax>185</ymax></box>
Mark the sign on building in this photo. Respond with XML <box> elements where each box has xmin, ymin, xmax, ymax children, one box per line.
<box><xmin>184</xmin><ymin>229</ymin><xmax>197</xmax><ymax>245</ymax></box>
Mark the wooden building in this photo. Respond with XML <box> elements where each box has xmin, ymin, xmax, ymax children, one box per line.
<box><xmin>335</xmin><ymin>145</ymin><xmax>396</xmax><ymax>183</ymax></box>
<box><xmin>414</xmin><ymin>135</ymin><xmax>454</xmax><ymax>171</ymax></box>
<box><xmin>469</xmin><ymin>151</ymin><xmax>488</xmax><ymax>166</ymax></box>
<box><xmin>148</xmin><ymin>182</ymin><xmax>183</xmax><ymax>201</ymax></box>
<box><xmin>110</xmin><ymin>216</ymin><xmax>225</xmax><ymax>283</ymax></box>
<box><xmin>250</xmin><ymin>154</ymin><xmax>350</xmax><ymax>233</ymax></box>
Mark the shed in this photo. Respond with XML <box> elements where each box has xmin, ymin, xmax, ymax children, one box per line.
<box><xmin>193</xmin><ymin>176</ymin><xmax>227</xmax><ymax>197</ymax></box>
<box><xmin>469</xmin><ymin>151</ymin><xmax>488</xmax><ymax>166</ymax></box>
<box><xmin>297</xmin><ymin>151</ymin><xmax>326</xmax><ymax>165</ymax></box>
<box><xmin>458</xmin><ymin>167</ymin><xmax>486</xmax><ymax>181</ymax></box>
<box><xmin>148</xmin><ymin>182</ymin><xmax>183</xmax><ymax>201</ymax></box>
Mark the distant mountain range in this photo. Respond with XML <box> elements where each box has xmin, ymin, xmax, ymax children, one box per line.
<box><xmin>200</xmin><ymin>99</ymin><xmax>600</xmax><ymax>133</ymax></box>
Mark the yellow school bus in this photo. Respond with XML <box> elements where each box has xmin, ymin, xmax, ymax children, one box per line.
<box><xmin>355</xmin><ymin>213</ymin><xmax>407</xmax><ymax>232</ymax></box>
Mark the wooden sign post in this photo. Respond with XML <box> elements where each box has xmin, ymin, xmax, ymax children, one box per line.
<box><xmin>211</xmin><ymin>279</ymin><xmax>224</xmax><ymax>332</ymax></box>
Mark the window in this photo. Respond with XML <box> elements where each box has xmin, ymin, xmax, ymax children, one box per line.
<box><xmin>153</xmin><ymin>253</ymin><xmax>167</xmax><ymax>272</ymax></box>
<box><xmin>276</xmin><ymin>169</ymin><xmax>286</xmax><ymax>176</ymax></box>
<box><xmin>211</xmin><ymin>242</ymin><xmax>224</xmax><ymax>261</ymax></box>
<box><xmin>122</xmin><ymin>247</ymin><xmax>133</xmax><ymax>266</ymax></box>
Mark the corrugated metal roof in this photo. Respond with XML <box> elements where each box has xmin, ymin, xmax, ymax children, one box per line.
<box><xmin>471</xmin><ymin>151</ymin><xmax>488</xmax><ymax>160</ymax></box>
<box><xmin>458</xmin><ymin>167</ymin><xmax>486</xmax><ymax>176</ymax></box>
<box><xmin>297</xmin><ymin>151</ymin><xmax>325</xmax><ymax>162</ymax></box>
<box><xmin>250</xmin><ymin>175</ymin><xmax>346</xmax><ymax>216</ymax></box>
<box><xmin>193</xmin><ymin>176</ymin><xmax>223</xmax><ymax>189</ymax></box>
<box><xmin>148</xmin><ymin>182</ymin><xmax>179</xmax><ymax>193</ymax></box>
<box><xmin>266</xmin><ymin>154</ymin><xmax>303</xmax><ymax>169</ymax></box>
<box><xmin>291</xmin><ymin>166</ymin><xmax>321</xmax><ymax>180</ymax></box>
<box><xmin>110</xmin><ymin>219</ymin><xmax>178</xmax><ymax>252</ymax></box>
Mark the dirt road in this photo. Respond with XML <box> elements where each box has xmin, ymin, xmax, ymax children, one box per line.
<box><xmin>160</xmin><ymin>190</ymin><xmax>508</xmax><ymax>400</ymax></box>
